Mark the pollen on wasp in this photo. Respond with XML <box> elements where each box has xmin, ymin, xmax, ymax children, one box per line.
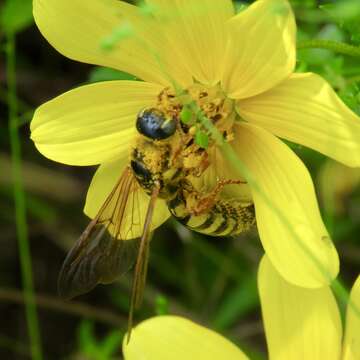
<box><xmin>155</xmin><ymin>84</ymin><xmax>236</xmax><ymax>146</ymax></box>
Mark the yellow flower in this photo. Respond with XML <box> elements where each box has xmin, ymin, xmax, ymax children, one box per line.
<box><xmin>258</xmin><ymin>256</ymin><xmax>360</xmax><ymax>360</ymax></box>
<box><xmin>30</xmin><ymin>0</ymin><xmax>360</xmax><ymax>288</ymax></box>
<box><xmin>123</xmin><ymin>316</ymin><xmax>248</xmax><ymax>360</ymax></box>
<box><xmin>123</xmin><ymin>256</ymin><xmax>360</xmax><ymax>360</ymax></box>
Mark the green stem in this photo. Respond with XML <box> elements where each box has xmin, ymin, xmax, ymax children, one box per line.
<box><xmin>297</xmin><ymin>39</ymin><xmax>360</xmax><ymax>58</ymax></box>
<box><xmin>6</xmin><ymin>33</ymin><xmax>43</xmax><ymax>360</ymax></box>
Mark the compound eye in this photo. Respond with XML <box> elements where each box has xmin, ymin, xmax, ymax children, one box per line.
<box><xmin>136</xmin><ymin>108</ymin><xmax>176</xmax><ymax>140</ymax></box>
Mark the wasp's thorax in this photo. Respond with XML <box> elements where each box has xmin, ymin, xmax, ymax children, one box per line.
<box><xmin>131</xmin><ymin>108</ymin><xmax>183</xmax><ymax>198</ymax></box>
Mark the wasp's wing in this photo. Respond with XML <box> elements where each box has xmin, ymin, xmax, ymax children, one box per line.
<box><xmin>127</xmin><ymin>182</ymin><xmax>160</xmax><ymax>340</ymax></box>
<box><xmin>58</xmin><ymin>167</ymin><xmax>144</xmax><ymax>300</ymax></box>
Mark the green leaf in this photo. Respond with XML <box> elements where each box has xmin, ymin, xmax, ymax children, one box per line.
<box><xmin>88</xmin><ymin>67</ymin><xmax>136</xmax><ymax>83</ymax></box>
<box><xmin>99</xmin><ymin>331</ymin><xmax>123</xmax><ymax>357</ymax></box>
<box><xmin>1</xmin><ymin>0</ymin><xmax>34</xmax><ymax>34</ymax></box>
<box><xmin>77</xmin><ymin>321</ymin><xmax>121</xmax><ymax>360</ymax></box>
<box><xmin>290</xmin><ymin>0</ymin><xmax>317</xmax><ymax>7</ymax></box>
<box><xmin>77</xmin><ymin>320</ymin><xmax>101</xmax><ymax>357</ymax></box>
<box><xmin>320</xmin><ymin>0</ymin><xmax>360</xmax><ymax>22</ymax></box>
<box><xmin>338</xmin><ymin>82</ymin><xmax>360</xmax><ymax>115</ymax></box>
<box><xmin>212</xmin><ymin>275</ymin><xmax>259</xmax><ymax>330</ymax></box>
<box><xmin>195</xmin><ymin>130</ymin><xmax>209</xmax><ymax>149</ymax></box>
<box><xmin>343</xmin><ymin>18</ymin><xmax>360</xmax><ymax>45</ymax></box>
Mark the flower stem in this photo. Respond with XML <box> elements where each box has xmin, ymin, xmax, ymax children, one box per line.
<box><xmin>297</xmin><ymin>39</ymin><xmax>360</xmax><ymax>58</ymax></box>
<box><xmin>6</xmin><ymin>33</ymin><xmax>43</xmax><ymax>360</ymax></box>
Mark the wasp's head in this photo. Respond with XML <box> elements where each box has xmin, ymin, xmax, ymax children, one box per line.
<box><xmin>136</xmin><ymin>108</ymin><xmax>176</xmax><ymax>140</ymax></box>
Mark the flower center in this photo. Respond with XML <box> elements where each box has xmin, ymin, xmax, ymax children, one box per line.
<box><xmin>148</xmin><ymin>84</ymin><xmax>237</xmax><ymax>179</ymax></box>
<box><xmin>133</xmin><ymin>84</ymin><xmax>238</xmax><ymax>189</ymax></box>
<box><xmin>155</xmin><ymin>83</ymin><xmax>236</xmax><ymax>145</ymax></box>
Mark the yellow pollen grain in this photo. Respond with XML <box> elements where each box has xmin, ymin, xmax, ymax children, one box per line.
<box><xmin>152</xmin><ymin>83</ymin><xmax>236</xmax><ymax>179</ymax></box>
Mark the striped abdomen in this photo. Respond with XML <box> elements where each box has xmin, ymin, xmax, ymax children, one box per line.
<box><xmin>167</xmin><ymin>192</ymin><xmax>255</xmax><ymax>237</ymax></box>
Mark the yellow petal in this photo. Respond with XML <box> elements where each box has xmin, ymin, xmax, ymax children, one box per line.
<box><xmin>343</xmin><ymin>276</ymin><xmax>360</xmax><ymax>360</ymax></box>
<box><xmin>222</xmin><ymin>0</ymin><xmax>296</xmax><ymax>99</ymax></box>
<box><xmin>147</xmin><ymin>0</ymin><xmax>234</xmax><ymax>85</ymax></box>
<box><xmin>258</xmin><ymin>255</ymin><xmax>342</xmax><ymax>360</ymax></box>
<box><xmin>237</xmin><ymin>73</ymin><xmax>360</xmax><ymax>167</ymax></box>
<box><xmin>123</xmin><ymin>316</ymin><xmax>249</xmax><ymax>360</ymax></box>
<box><xmin>33</xmin><ymin>0</ymin><xmax>192</xmax><ymax>87</ymax></box>
<box><xmin>233</xmin><ymin>123</ymin><xmax>339</xmax><ymax>287</ymax></box>
<box><xmin>31</xmin><ymin>81</ymin><xmax>162</xmax><ymax>166</ymax></box>
<box><xmin>84</xmin><ymin>158</ymin><xmax>170</xmax><ymax>240</ymax></box>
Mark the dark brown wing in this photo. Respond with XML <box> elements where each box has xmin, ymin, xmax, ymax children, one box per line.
<box><xmin>58</xmin><ymin>166</ymin><xmax>144</xmax><ymax>300</ymax></box>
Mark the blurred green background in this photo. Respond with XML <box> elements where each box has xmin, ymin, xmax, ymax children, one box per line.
<box><xmin>1</xmin><ymin>0</ymin><xmax>360</xmax><ymax>359</ymax></box>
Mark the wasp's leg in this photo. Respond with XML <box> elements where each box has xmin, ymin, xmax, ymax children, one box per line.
<box><xmin>186</xmin><ymin>179</ymin><xmax>247</xmax><ymax>216</ymax></box>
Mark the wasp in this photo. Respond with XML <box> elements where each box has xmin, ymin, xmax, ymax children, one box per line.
<box><xmin>58</xmin><ymin>95</ymin><xmax>255</xmax><ymax>333</ymax></box>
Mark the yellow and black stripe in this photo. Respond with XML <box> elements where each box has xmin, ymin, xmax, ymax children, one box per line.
<box><xmin>168</xmin><ymin>192</ymin><xmax>255</xmax><ymax>237</ymax></box>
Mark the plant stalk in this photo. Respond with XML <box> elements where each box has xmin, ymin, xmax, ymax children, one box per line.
<box><xmin>297</xmin><ymin>39</ymin><xmax>360</xmax><ymax>57</ymax></box>
<box><xmin>6</xmin><ymin>32</ymin><xmax>43</xmax><ymax>360</ymax></box>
